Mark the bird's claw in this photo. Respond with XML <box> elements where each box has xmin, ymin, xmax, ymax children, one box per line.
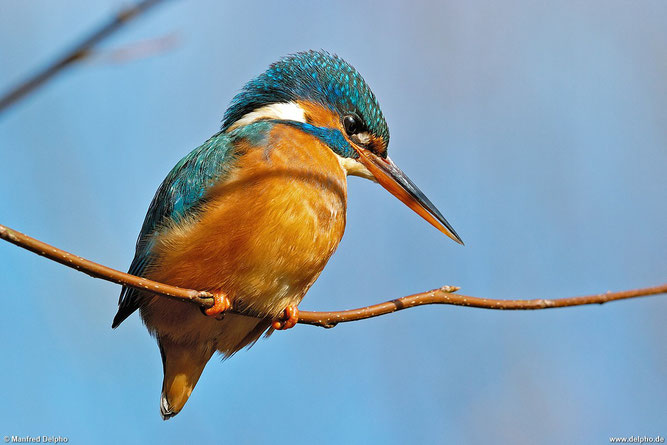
<box><xmin>204</xmin><ymin>291</ymin><xmax>231</xmax><ymax>319</ymax></box>
<box><xmin>272</xmin><ymin>305</ymin><xmax>299</xmax><ymax>330</ymax></box>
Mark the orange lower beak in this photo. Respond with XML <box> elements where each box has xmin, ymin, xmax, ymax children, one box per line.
<box><xmin>354</xmin><ymin>147</ymin><xmax>463</xmax><ymax>244</ymax></box>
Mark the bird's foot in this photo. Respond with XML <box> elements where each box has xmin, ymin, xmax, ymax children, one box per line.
<box><xmin>272</xmin><ymin>305</ymin><xmax>299</xmax><ymax>330</ymax></box>
<box><xmin>204</xmin><ymin>291</ymin><xmax>231</xmax><ymax>319</ymax></box>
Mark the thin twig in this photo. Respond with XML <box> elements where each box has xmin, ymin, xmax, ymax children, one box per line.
<box><xmin>88</xmin><ymin>32</ymin><xmax>180</xmax><ymax>64</ymax></box>
<box><xmin>2</xmin><ymin>223</ymin><xmax>665</xmax><ymax>328</ymax></box>
<box><xmin>297</xmin><ymin>284</ymin><xmax>667</xmax><ymax>328</ymax></box>
<box><xmin>0</xmin><ymin>224</ymin><xmax>214</xmax><ymax>307</ymax></box>
<box><xmin>0</xmin><ymin>0</ymin><xmax>167</xmax><ymax>114</ymax></box>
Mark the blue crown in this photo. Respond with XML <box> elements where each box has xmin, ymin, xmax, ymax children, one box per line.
<box><xmin>222</xmin><ymin>50</ymin><xmax>390</xmax><ymax>145</ymax></box>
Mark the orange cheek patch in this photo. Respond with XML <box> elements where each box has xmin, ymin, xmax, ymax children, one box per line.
<box><xmin>297</xmin><ymin>101</ymin><xmax>341</xmax><ymax>129</ymax></box>
<box><xmin>297</xmin><ymin>100</ymin><xmax>388</xmax><ymax>158</ymax></box>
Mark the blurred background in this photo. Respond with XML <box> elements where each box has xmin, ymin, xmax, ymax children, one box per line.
<box><xmin>1</xmin><ymin>1</ymin><xmax>665</xmax><ymax>443</ymax></box>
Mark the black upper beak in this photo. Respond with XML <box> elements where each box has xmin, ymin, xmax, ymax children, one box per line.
<box><xmin>353</xmin><ymin>147</ymin><xmax>463</xmax><ymax>244</ymax></box>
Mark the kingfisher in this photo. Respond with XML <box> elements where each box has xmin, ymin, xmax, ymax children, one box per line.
<box><xmin>112</xmin><ymin>50</ymin><xmax>463</xmax><ymax>419</ymax></box>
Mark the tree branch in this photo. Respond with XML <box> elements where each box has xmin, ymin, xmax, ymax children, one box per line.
<box><xmin>0</xmin><ymin>0</ymin><xmax>167</xmax><ymax>114</ymax></box>
<box><xmin>1</xmin><ymin>223</ymin><xmax>665</xmax><ymax>329</ymax></box>
<box><xmin>88</xmin><ymin>32</ymin><xmax>180</xmax><ymax>65</ymax></box>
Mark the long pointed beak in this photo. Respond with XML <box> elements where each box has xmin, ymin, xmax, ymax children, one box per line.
<box><xmin>354</xmin><ymin>147</ymin><xmax>464</xmax><ymax>245</ymax></box>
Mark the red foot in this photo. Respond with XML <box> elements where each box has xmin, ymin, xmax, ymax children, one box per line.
<box><xmin>272</xmin><ymin>305</ymin><xmax>299</xmax><ymax>330</ymax></box>
<box><xmin>204</xmin><ymin>291</ymin><xmax>231</xmax><ymax>318</ymax></box>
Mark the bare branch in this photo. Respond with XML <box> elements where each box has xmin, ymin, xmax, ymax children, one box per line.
<box><xmin>87</xmin><ymin>33</ymin><xmax>180</xmax><ymax>64</ymax></box>
<box><xmin>1</xmin><ymin>223</ymin><xmax>665</xmax><ymax>328</ymax></box>
<box><xmin>0</xmin><ymin>0</ymin><xmax>167</xmax><ymax>114</ymax></box>
<box><xmin>0</xmin><ymin>224</ymin><xmax>214</xmax><ymax>307</ymax></box>
<box><xmin>296</xmin><ymin>284</ymin><xmax>667</xmax><ymax>328</ymax></box>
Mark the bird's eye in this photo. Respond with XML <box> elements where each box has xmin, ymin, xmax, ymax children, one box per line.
<box><xmin>343</xmin><ymin>114</ymin><xmax>363</xmax><ymax>136</ymax></box>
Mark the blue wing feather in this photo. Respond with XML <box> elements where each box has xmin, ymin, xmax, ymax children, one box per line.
<box><xmin>112</xmin><ymin>129</ymin><xmax>244</xmax><ymax>328</ymax></box>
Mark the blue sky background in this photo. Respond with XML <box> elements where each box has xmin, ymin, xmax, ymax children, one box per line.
<box><xmin>1</xmin><ymin>1</ymin><xmax>665</xmax><ymax>444</ymax></box>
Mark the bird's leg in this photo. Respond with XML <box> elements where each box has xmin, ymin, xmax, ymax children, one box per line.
<box><xmin>272</xmin><ymin>304</ymin><xmax>299</xmax><ymax>330</ymax></box>
<box><xmin>203</xmin><ymin>291</ymin><xmax>231</xmax><ymax>319</ymax></box>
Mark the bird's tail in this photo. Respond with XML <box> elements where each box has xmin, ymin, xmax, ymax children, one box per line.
<box><xmin>158</xmin><ymin>336</ymin><xmax>214</xmax><ymax>420</ymax></box>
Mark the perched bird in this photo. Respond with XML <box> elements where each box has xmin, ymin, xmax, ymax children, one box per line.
<box><xmin>112</xmin><ymin>50</ymin><xmax>462</xmax><ymax>419</ymax></box>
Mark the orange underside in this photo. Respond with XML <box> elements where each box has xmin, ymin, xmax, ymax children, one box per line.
<box><xmin>141</xmin><ymin>103</ymin><xmax>352</xmax><ymax>417</ymax></box>
<box><xmin>142</xmin><ymin>117</ymin><xmax>349</xmax><ymax>339</ymax></box>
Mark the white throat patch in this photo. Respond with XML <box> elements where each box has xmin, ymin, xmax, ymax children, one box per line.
<box><xmin>227</xmin><ymin>102</ymin><xmax>307</xmax><ymax>131</ymax></box>
<box><xmin>336</xmin><ymin>155</ymin><xmax>375</xmax><ymax>181</ymax></box>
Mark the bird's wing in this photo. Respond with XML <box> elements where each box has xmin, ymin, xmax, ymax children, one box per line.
<box><xmin>112</xmin><ymin>130</ymin><xmax>239</xmax><ymax>328</ymax></box>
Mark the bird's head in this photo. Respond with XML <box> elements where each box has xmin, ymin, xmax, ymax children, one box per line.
<box><xmin>222</xmin><ymin>50</ymin><xmax>463</xmax><ymax>244</ymax></box>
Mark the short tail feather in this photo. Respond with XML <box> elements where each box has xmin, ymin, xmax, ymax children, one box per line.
<box><xmin>158</xmin><ymin>336</ymin><xmax>214</xmax><ymax>420</ymax></box>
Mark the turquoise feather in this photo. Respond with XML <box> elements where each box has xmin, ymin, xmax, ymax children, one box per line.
<box><xmin>112</xmin><ymin>122</ymin><xmax>273</xmax><ymax>327</ymax></box>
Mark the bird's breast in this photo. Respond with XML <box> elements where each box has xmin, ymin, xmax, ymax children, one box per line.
<box><xmin>147</xmin><ymin>124</ymin><xmax>348</xmax><ymax>316</ymax></box>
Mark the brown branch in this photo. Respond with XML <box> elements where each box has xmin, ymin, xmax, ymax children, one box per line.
<box><xmin>1</xmin><ymin>223</ymin><xmax>665</xmax><ymax>329</ymax></box>
<box><xmin>0</xmin><ymin>224</ymin><xmax>214</xmax><ymax>307</ymax></box>
<box><xmin>297</xmin><ymin>284</ymin><xmax>667</xmax><ymax>328</ymax></box>
<box><xmin>0</xmin><ymin>0</ymin><xmax>167</xmax><ymax>114</ymax></box>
